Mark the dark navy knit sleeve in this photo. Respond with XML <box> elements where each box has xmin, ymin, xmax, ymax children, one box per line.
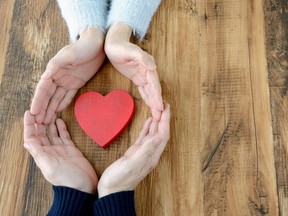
<box><xmin>47</xmin><ymin>186</ymin><xmax>96</xmax><ymax>216</ymax></box>
<box><xmin>93</xmin><ymin>191</ymin><xmax>136</xmax><ymax>216</ymax></box>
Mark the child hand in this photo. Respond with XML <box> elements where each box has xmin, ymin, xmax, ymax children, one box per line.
<box><xmin>23</xmin><ymin>111</ymin><xmax>98</xmax><ymax>194</ymax></box>
<box><xmin>30</xmin><ymin>28</ymin><xmax>105</xmax><ymax>124</ymax></box>
<box><xmin>105</xmin><ymin>23</ymin><xmax>163</xmax><ymax>120</ymax></box>
<box><xmin>97</xmin><ymin>103</ymin><xmax>170</xmax><ymax>198</ymax></box>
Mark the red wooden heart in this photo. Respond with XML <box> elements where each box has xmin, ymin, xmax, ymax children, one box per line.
<box><xmin>74</xmin><ymin>90</ymin><xmax>135</xmax><ymax>148</ymax></box>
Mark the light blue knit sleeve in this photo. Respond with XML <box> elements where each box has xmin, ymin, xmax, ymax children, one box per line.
<box><xmin>107</xmin><ymin>0</ymin><xmax>161</xmax><ymax>40</ymax></box>
<box><xmin>57</xmin><ymin>0</ymin><xmax>108</xmax><ymax>42</ymax></box>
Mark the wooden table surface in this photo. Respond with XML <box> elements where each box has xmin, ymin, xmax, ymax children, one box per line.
<box><xmin>0</xmin><ymin>0</ymin><xmax>287</xmax><ymax>215</ymax></box>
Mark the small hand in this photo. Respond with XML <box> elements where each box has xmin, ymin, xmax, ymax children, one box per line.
<box><xmin>105</xmin><ymin>23</ymin><xmax>163</xmax><ymax>120</ymax></box>
<box><xmin>23</xmin><ymin>111</ymin><xmax>98</xmax><ymax>194</ymax></box>
<box><xmin>97</xmin><ymin>103</ymin><xmax>170</xmax><ymax>198</ymax></box>
<box><xmin>30</xmin><ymin>28</ymin><xmax>105</xmax><ymax>124</ymax></box>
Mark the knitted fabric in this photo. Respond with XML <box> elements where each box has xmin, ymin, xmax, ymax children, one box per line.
<box><xmin>47</xmin><ymin>186</ymin><xmax>96</xmax><ymax>216</ymax></box>
<box><xmin>94</xmin><ymin>191</ymin><xmax>136</xmax><ymax>216</ymax></box>
<box><xmin>57</xmin><ymin>0</ymin><xmax>107</xmax><ymax>42</ymax></box>
<box><xmin>107</xmin><ymin>0</ymin><xmax>161</xmax><ymax>40</ymax></box>
<box><xmin>47</xmin><ymin>186</ymin><xmax>136</xmax><ymax>216</ymax></box>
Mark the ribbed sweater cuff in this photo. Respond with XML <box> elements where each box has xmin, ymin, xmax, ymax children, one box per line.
<box><xmin>47</xmin><ymin>186</ymin><xmax>96</xmax><ymax>216</ymax></box>
<box><xmin>107</xmin><ymin>0</ymin><xmax>161</xmax><ymax>40</ymax></box>
<box><xmin>94</xmin><ymin>191</ymin><xmax>136</xmax><ymax>216</ymax></box>
<box><xmin>57</xmin><ymin>0</ymin><xmax>107</xmax><ymax>42</ymax></box>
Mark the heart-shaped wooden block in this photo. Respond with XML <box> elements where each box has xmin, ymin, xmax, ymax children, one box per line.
<box><xmin>74</xmin><ymin>90</ymin><xmax>135</xmax><ymax>148</ymax></box>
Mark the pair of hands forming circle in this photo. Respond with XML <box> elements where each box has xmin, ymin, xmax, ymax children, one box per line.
<box><xmin>24</xmin><ymin>105</ymin><xmax>170</xmax><ymax>197</ymax></box>
<box><xmin>24</xmin><ymin>28</ymin><xmax>170</xmax><ymax>197</ymax></box>
<box><xmin>30</xmin><ymin>28</ymin><xmax>163</xmax><ymax>124</ymax></box>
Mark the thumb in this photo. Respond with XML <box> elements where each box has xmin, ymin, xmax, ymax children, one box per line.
<box><xmin>41</xmin><ymin>45</ymin><xmax>74</xmax><ymax>79</ymax></box>
<box><xmin>41</xmin><ymin>60</ymin><xmax>60</xmax><ymax>79</ymax></box>
<box><xmin>24</xmin><ymin>141</ymin><xmax>42</xmax><ymax>159</ymax></box>
<box><xmin>41</xmin><ymin>69</ymin><xmax>52</xmax><ymax>79</ymax></box>
<box><xmin>142</xmin><ymin>54</ymin><xmax>156</xmax><ymax>71</ymax></box>
<box><xmin>41</xmin><ymin>56</ymin><xmax>62</xmax><ymax>79</ymax></box>
<box><xmin>130</xmin><ymin>46</ymin><xmax>156</xmax><ymax>71</ymax></box>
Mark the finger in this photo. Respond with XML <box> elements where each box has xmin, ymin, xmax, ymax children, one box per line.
<box><xmin>41</xmin><ymin>47</ymin><xmax>72</xmax><ymax>79</ymax></box>
<box><xmin>146</xmin><ymin>70</ymin><xmax>163</xmax><ymax>111</ymax></box>
<box><xmin>24</xmin><ymin>140</ymin><xmax>44</xmax><ymax>159</ymax></box>
<box><xmin>24</xmin><ymin>111</ymin><xmax>37</xmax><ymax>140</ymax></box>
<box><xmin>151</xmin><ymin>128</ymin><xmax>170</xmax><ymax>166</ymax></box>
<box><xmin>138</xmin><ymin>86</ymin><xmax>161</xmax><ymax>121</ymax></box>
<box><xmin>24</xmin><ymin>111</ymin><xmax>51</xmax><ymax>146</ymax></box>
<box><xmin>149</xmin><ymin>119</ymin><xmax>159</xmax><ymax>135</ymax></box>
<box><xmin>48</xmin><ymin>122</ymin><xmax>63</xmax><ymax>145</ymax></box>
<box><xmin>56</xmin><ymin>89</ymin><xmax>77</xmax><ymax>112</ymax></box>
<box><xmin>133</xmin><ymin>117</ymin><xmax>153</xmax><ymax>146</ymax></box>
<box><xmin>51</xmin><ymin>114</ymin><xmax>57</xmax><ymax>123</ymax></box>
<box><xmin>129</xmin><ymin>104</ymin><xmax>170</xmax><ymax>171</ymax></box>
<box><xmin>152</xmin><ymin>140</ymin><xmax>169</xmax><ymax>165</ymax></box>
<box><xmin>130</xmin><ymin>65</ymin><xmax>147</xmax><ymax>86</ymax></box>
<box><xmin>56</xmin><ymin>119</ymin><xmax>75</xmax><ymax>146</ymax></box>
<box><xmin>43</xmin><ymin>87</ymin><xmax>67</xmax><ymax>124</ymax></box>
<box><xmin>151</xmin><ymin>108</ymin><xmax>161</xmax><ymax>121</ymax></box>
<box><xmin>35</xmin><ymin>124</ymin><xmax>51</xmax><ymax>146</ymax></box>
<box><xmin>141</xmin><ymin>104</ymin><xmax>170</xmax><ymax>157</ymax></box>
<box><xmin>124</xmin><ymin>118</ymin><xmax>153</xmax><ymax>157</ymax></box>
<box><xmin>30</xmin><ymin>79</ymin><xmax>57</xmax><ymax>115</ymax></box>
<box><xmin>138</xmin><ymin>81</ymin><xmax>163</xmax><ymax>114</ymax></box>
<box><xmin>138</xmin><ymin>86</ymin><xmax>149</xmax><ymax>105</ymax></box>
<box><xmin>158</xmin><ymin>103</ymin><xmax>171</xmax><ymax>138</ymax></box>
<box><xmin>41</xmin><ymin>59</ymin><xmax>60</xmax><ymax>79</ymax></box>
<box><xmin>123</xmin><ymin>144</ymin><xmax>141</xmax><ymax>158</ymax></box>
<box><xmin>35</xmin><ymin>109</ymin><xmax>46</xmax><ymax>125</ymax></box>
<box><xmin>130</xmin><ymin>140</ymin><xmax>159</xmax><ymax>167</ymax></box>
<box><xmin>141</xmin><ymin>52</ymin><xmax>156</xmax><ymax>71</ymax></box>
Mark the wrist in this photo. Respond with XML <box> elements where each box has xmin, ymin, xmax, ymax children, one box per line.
<box><xmin>79</xmin><ymin>28</ymin><xmax>105</xmax><ymax>44</ymax></box>
<box><xmin>97</xmin><ymin>187</ymin><xmax>120</xmax><ymax>199</ymax></box>
<box><xmin>106</xmin><ymin>23</ymin><xmax>133</xmax><ymax>43</ymax></box>
<box><xmin>97</xmin><ymin>188</ymin><xmax>110</xmax><ymax>198</ymax></box>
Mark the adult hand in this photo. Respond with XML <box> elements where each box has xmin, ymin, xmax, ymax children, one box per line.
<box><xmin>30</xmin><ymin>28</ymin><xmax>105</xmax><ymax>124</ymax></box>
<box><xmin>23</xmin><ymin>111</ymin><xmax>98</xmax><ymax>194</ymax></box>
<box><xmin>105</xmin><ymin>23</ymin><xmax>163</xmax><ymax>120</ymax></box>
<box><xmin>97</xmin><ymin>103</ymin><xmax>170</xmax><ymax>198</ymax></box>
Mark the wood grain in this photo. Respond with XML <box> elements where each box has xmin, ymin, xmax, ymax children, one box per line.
<box><xmin>0</xmin><ymin>0</ymin><xmax>14</xmax><ymax>83</ymax></box>
<box><xmin>264</xmin><ymin>0</ymin><xmax>288</xmax><ymax>215</ymax></box>
<box><xmin>0</xmin><ymin>0</ymin><xmax>285</xmax><ymax>215</ymax></box>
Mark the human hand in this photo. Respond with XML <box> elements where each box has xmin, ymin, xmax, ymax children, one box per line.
<box><xmin>105</xmin><ymin>23</ymin><xmax>163</xmax><ymax>120</ymax></box>
<box><xmin>97</xmin><ymin>103</ymin><xmax>170</xmax><ymax>198</ymax></box>
<box><xmin>23</xmin><ymin>111</ymin><xmax>98</xmax><ymax>194</ymax></box>
<box><xmin>30</xmin><ymin>28</ymin><xmax>105</xmax><ymax>124</ymax></box>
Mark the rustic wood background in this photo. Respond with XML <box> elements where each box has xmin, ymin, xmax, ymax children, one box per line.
<box><xmin>0</xmin><ymin>0</ymin><xmax>287</xmax><ymax>215</ymax></box>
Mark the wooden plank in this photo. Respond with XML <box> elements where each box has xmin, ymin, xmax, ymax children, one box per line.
<box><xmin>0</xmin><ymin>0</ymin><xmax>281</xmax><ymax>215</ymax></box>
<box><xmin>0</xmin><ymin>0</ymin><xmax>68</xmax><ymax>215</ymax></box>
<box><xmin>136</xmin><ymin>0</ymin><xmax>203</xmax><ymax>215</ymax></box>
<box><xmin>198</xmin><ymin>0</ymin><xmax>278</xmax><ymax>214</ymax></box>
<box><xmin>247</xmin><ymin>0</ymin><xmax>279</xmax><ymax>214</ymax></box>
<box><xmin>0</xmin><ymin>0</ymin><xmax>15</xmax><ymax>82</ymax></box>
<box><xmin>263</xmin><ymin>0</ymin><xmax>288</xmax><ymax>215</ymax></box>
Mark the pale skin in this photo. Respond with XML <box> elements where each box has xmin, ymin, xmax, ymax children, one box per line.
<box><xmin>30</xmin><ymin>28</ymin><xmax>105</xmax><ymax>124</ymax></box>
<box><xmin>30</xmin><ymin>23</ymin><xmax>163</xmax><ymax>124</ymax></box>
<box><xmin>23</xmin><ymin>104</ymin><xmax>170</xmax><ymax>196</ymax></box>
<box><xmin>105</xmin><ymin>23</ymin><xmax>163</xmax><ymax>120</ymax></box>
<box><xmin>98</xmin><ymin>103</ymin><xmax>170</xmax><ymax>198</ymax></box>
<box><xmin>23</xmin><ymin>110</ymin><xmax>98</xmax><ymax>194</ymax></box>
